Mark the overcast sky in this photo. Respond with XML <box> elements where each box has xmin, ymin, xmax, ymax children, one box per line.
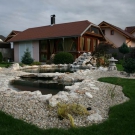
<box><xmin>0</xmin><ymin>0</ymin><xmax>135</xmax><ymax>37</ymax></box>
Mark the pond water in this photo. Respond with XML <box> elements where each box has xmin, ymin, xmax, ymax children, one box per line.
<box><xmin>10</xmin><ymin>77</ymin><xmax>73</xmax><ymax>95</ymax></box>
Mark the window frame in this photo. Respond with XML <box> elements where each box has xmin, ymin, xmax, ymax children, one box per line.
<box><xmin>110</xmin><ymin>30</ymin><xmax>114</xmax><ymax>35</ymax></box>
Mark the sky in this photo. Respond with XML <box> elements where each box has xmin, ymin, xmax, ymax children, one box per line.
<box><xmin>0</xmin><ymin>0</ymin><xmax>135</xmax><ymax>37</ymax></box>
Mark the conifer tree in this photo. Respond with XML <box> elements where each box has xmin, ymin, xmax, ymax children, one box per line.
<box><xmin>118</xmin><ymin>43</ymin><xmax>130</xmax><ymax>59</ymax></box>
<box><xmin>21</xmin><ymin>48</ymin><xmax>34</xmax><ymax>64</ymax></box>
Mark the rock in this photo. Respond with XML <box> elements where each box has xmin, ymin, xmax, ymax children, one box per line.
<box><xmin>87</xmin><ymin>113</ymin><xmax>103</xmax><ymax>122</ymax></box>
<box><xmin>57</xmin><ymin>91</ymin><xmax>69</xmax><ymax>96</ymax></box>
<box><xmin>90</xmin><ymin>87</ymin><xmax>99</xmax><ymax>91</ymax></box>
<box><xmin>20</xmin><ymin>74</ymin><xmax>38</xmax><ymax>78</ymax></box>
<box><xmin>69</xmin><ymin>92</ymin><xmax>78</xmax><ymax>98</ymax></box>
<box><xmin>65</xmin><ymin>85</ymin><xmax>79</xmax><ymax>91</ymax></box>
<box><xmin>32</xmin><ymin>90</ymin><xmax>42</xmax><ymax>96</ymax></box>
<box><xmin>48</xmin><ymin>96</ymin><xmax>59</xmax><ymax>107</ymax></box>
<box><xmin>85</xmin><ymin>92</ymin><xmax>93</xmax><ymax>98</ymax></box>
<box><xmin>49</xmin><ymin>92</ymin><xmax>69</xmax><ymax>107</ymax></box>
<box><xmin>98</xmin><ymin>66</ymin><xmax>108</xmax><ymax>71</ymax></box>
<box><xmin>38</xmin><ymin>94</ymin><xmax>52</xmax><ymax>102</ymax></box>
<box><xmin>9</xmin><ymin>63</ymin><xmax>20</xmax><ymax>70</ymax></box>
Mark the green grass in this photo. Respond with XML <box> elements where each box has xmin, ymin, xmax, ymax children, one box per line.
<box><xmin>0</xmin><ymin>77</ymin><xmax>135</xmax><ymax>135</ymax></box>
<box><xmin>0</xmin><ymin>62</ymin><xmax>12</xmax><ymax>68</ymax></box>
<box><xmin>116</xmin><ymin>64</ymin><xmax>124</xmax><ymax>71</ymax></box>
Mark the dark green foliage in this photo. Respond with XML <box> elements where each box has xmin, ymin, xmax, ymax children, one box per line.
<box><xmin>0</xmin><ymin>52</ymin><xmax>3</xmax><ymax>62</ymax></box>
<box><xmin>54</xmin><ymin>52</ymin><xmax>74</xmax><ymax>64</ymax></box>
<box><xmin>93</xmin><ymin>43</ymin><xmax>113</xmax><ymax>56</ymax></box>
<box><xmin>31</xmin><ymin>61</ymin><xmax>41</xmax><ymax>65</ymax></box>
<box><xmin>116</xmin><ymin>64</ymin><xmax>124</xmax><ymax>71</ymax></box>
<box><xmin>21</xmin><ymin>48</ymin><xmax>34</xmax><ymax>65</ymax></box>
<box><xmin>122</xmin><ymin>58</ymin><xmax>135</xmax><ymax>74</ymax></box>
<box><xmin>118</xmin><ymin>43</ymin><xmax>130</xmax><ymax>59</ymax></box>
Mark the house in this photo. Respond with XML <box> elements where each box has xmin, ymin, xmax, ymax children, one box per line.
<box><xmin>0</xmin><ymin>35</ymin><xmax>10</xmax><ymax>48</ymax></box>
<box><xmin>125</xmin><ymin>26</ymin><xmax>135</xmax><ymax>37</ymax></box>
<box><xmin>0</xmin><ymin>35</ymin><xmax>14</xmax><ymax>61</ymax></box>
<box><xmin>4</xmin><ymin>30</ymin><xmax>21</xmax><ymax>42</ymax></box>
<box><xmin>9</xmin><ymin>15</ymin><xmax>105</xmax><ymax>62</ymax></box>
<box><xmin>99</xmin><ymin>21</ymin><xmax>135</xmax><ymax>48</ymax></box>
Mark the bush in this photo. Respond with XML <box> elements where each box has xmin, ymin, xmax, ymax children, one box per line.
<box><xmin>31</xmin><ymin>61</ymin><xmax>41</xmax><ymax>65</ymax></box>
<box><xmin>93</xmin><ymin>42</ymin><xmax>113</xmax><ymax>56</ymax></box>
<box><xmin>119</xmin><ymin>43</ymin><xmax>130</xmax><ymax>59</ymax></box>
<box><xmin>21</xmin><ymin>48</ymin><xmax>34</xmax><ymax>65</ymax></box>
<box><xmin>0</xmin><ymin>52</ymin><xmax>3</xmax><ymax>62</ymax></box>
<box><xmin>122</xmin><ymin>58</ymin><xmax>135</xmax><ymax>75</ymax></box>
<box><xmin>53</xmin><ymin>52</ymin><xmax>74</xmax><ymax>64</ymax></box>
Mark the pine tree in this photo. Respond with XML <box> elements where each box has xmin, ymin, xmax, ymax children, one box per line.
<box><xmin>123</xmin><ymin>58</ymin><xmax>135</xmax><ymax>76</ymax></box>
<box><xmin>118</xmin><ymin>43</ymin><xmax>130</xmax><ymax>59</ymax></box>
<box><xmin>21</xmin><ymin>48</ymin><xmax>34</xmax><ymax>64</ymax></box>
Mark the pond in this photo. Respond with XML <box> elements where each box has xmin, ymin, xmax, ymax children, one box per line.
<box><xmin>10</xmin><ymin>77</ymin><xmax>73</xmax><ymax>95</ymax></box>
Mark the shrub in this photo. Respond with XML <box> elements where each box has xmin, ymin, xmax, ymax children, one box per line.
<box><xmin>122</xmin><ymin>58</ymin><xmax>135</xmax><ymax>75</ymax></box>
<box><xmin>93</xmin><ymin>42</ymin><xmax>113</xmax><ymax>56</ymax></box>
<box><xmin>21</xmin><ymin>48</ymin><xmax>34</xmax><ymax>65</ymax></box>
<box><xmin>31</xmin><ymin>61</ymin><xmax>41</xmax><ymax>65</ymax></box>
<box><xmin>119</xmin><ymin>43</ymin><xmax>130</xmax><ymax>59</ymax></box>
<box><xmin>53</xmin><ymin>52</ymin><xmax>74</xmax><ymax>64</ymax></box>
<box><xmin>0</xmin><ymin>52</ymin><xmax>3</xmax><ymax>62</ymax></box>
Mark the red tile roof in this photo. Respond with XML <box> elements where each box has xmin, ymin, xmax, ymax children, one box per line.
<box><xmin>13</xmin><ymin>30</ymin><xmax>21</xmax><ymax>34</ymax></box>
<box><xmin>99</xmin><ymin>21</ymin><xmax>135</xmax><ymax>40</ymax></box>
<box><xmin>9</xmin><ymin>20</ymin><xmax>92</xmax><ymax>42</ymax></box>
<box><xmin>125</xmin><ymin>26</ymin><xmax>135</xmax><ymax>34</ymax></box>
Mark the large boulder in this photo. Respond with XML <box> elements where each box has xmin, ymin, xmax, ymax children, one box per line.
<box><xmin>9</xmin><ymin>63</ymin><xmax>20</xmax><ymax>70</ymax></box>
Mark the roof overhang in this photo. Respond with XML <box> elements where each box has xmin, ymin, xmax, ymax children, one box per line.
<box><xmin>81</xmin><ymin>24</ymin><xmax>106</xmax><ymax>41</ymax></box>
<box><xmin>12</xmin><ymin>35</ymin><xmax>80</xmax><ymax>43</ymax></box>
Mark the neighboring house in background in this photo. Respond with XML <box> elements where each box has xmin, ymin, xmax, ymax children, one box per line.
<box><xmin>99</xmin><ymin>21</ymin><xmax>135</xmax><ymax>48</ymax></box>
<box><xmin>9</xmin><ymin>16</ymin><xmax>105</xmax><ymax>62</ymax></box>
<box><xmin>5</xmin><ymin>30</ymin><xmax>21</xmax><ymax>42</ymax></box>
<box><xmin>125</xmin><ymin>26</ymin><xmax>135</xmax><ymax>37</ymax></box>
<box><xmin>0</xmin><ymin>35</ymin><xmax>13</xmax><ymax>61</ymax></box>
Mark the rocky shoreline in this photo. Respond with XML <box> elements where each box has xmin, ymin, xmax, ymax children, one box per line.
<box><xmin>0</xmin><ymin>64</ymin><xmax>133</xmax><ymax>129</ymax></box>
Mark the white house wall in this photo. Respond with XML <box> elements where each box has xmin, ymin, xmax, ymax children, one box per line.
<box><xmin>103</xmin><ymin>28</ymin><xmax>126</xmax><ymax>47</ymax></box>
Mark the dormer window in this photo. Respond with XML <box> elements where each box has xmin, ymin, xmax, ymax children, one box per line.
<box><xmin>91</xmin><ymin>26</ymin><xmax>99</xmax><ymax>34</ymax></box>
<box><xmin>111</xmin><ymin>30</ymin><xmax>114</xmax><ymax>35</ymax></box>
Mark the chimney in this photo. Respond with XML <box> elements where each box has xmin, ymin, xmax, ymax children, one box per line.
<box><xmin>51</xmin><ymin>15</ymin><xmax>55</xmax><ymax>26</ymax></box>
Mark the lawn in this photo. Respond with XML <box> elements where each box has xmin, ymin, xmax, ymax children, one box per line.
<box><xmin>116</xmin><ymin>64</ymin><xmax>124</xmax><ymax>71</ymax></box>
<box><xmin>0</xmin><ymin>62</ymin><xmax>12</xmax><ymax>68</ymax></box>
<box><xmin>0</xmin><ymin>77</ymin><xmax>135</xmax><ymax>135</ymax></box>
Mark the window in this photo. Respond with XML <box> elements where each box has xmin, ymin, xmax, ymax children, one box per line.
<box><xmin>93</xmin><ymin>39</ymin><xmax>97</xmax><ymax>51</ymax></box>
<box><xmin>102</xmin><ymin>30</ymin><xmax>105</xmax><ymax>35</ymax></box>
<box><xmin>91</xmin><ymin>26</ymin><xmax>99</xmax><ymax>34</ymax></box>
<box><xmin>57</xmin><ymin>40</ymin><xmax>63</xmax><ymax>51</ymax></box>
<box><xmin>110</xmin><ymin>30</ymin><xmax>114</xmax><ymax>35</ymax></box>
